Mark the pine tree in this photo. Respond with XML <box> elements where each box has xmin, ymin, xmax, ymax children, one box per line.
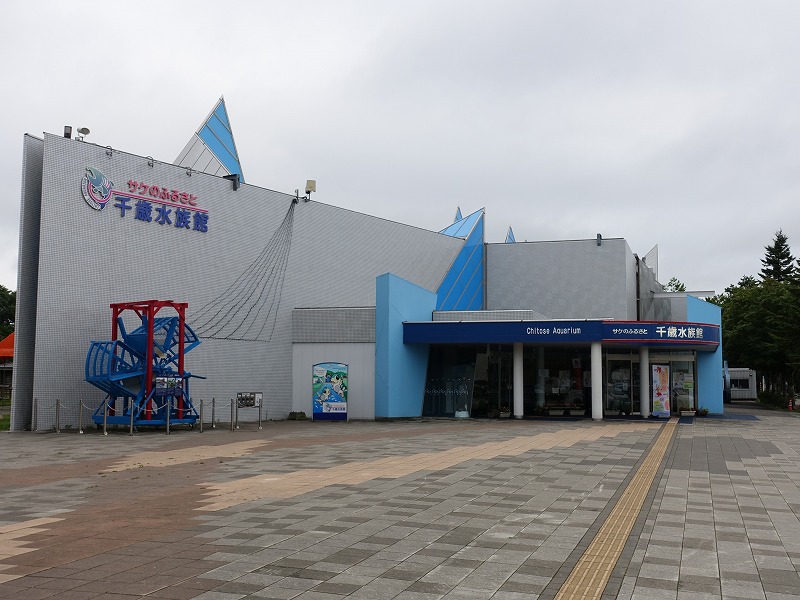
<box><xmin>663</xmin><ymin>277</ymin><xmax>686</xmax><ymax>292</ymax></box>
<box><xmin>760</xmin><ymin>229</ymin><xmax>795</xmax><ymax>282</ymax></box>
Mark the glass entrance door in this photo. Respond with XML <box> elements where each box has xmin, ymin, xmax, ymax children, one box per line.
<box><xmin>486</xmin><ymin>346</ymin><xmax>512</xmax><ymax>417</ymax></box>
<box><xmin>647</xmin><ymin>354</ymin><xmax>696</xmax><ymax>415</ymax></box>
<box><xmin>606</xmin><ymin>359</ymin><xmax>633</xmax><ymax>415</ymax></box>
<box><xmin>671</xmin><ymin>361</ymin><xmax>695</xmax><ymax>413</ymax></box>
<box><xmin>603</xmin><ymin>355</ymin><xmax>645</xmax><ymax>416</ymax></box>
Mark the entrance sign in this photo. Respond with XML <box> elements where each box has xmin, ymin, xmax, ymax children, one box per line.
<box><xmin>80</xmin><ymin>166</ymin><xmax>210</xmax><ymax>234</ymax></box>
<box><xmin>313</xmin><ymin>362</ymin><xmax>348</xmax><ymax>420</ymax></box>
<box><xmin>652</xmin><ymin>365</ymin><xmax>671</xmax><ymax>418</ymax></box>
<box><xmin>404</xmin><ymin>319</ymin><xmax>719</xmax><ymax>348</ymax></box>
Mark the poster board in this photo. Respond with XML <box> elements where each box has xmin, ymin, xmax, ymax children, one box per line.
<box><xmin>313</xmin><ymin>362</ymin><xmax>348</xmax><ymax>421</ymax></box>
<box><xmin>652</xmin><ymin>365</ymin><xmax>671</xmax><ymax>418</ymax></box>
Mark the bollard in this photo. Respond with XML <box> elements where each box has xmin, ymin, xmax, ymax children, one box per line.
<box><xmin>258</xmin><ymin>399</ymin><xmax>263</xmax><ymax>430</ymax></box>
<box><xmin>32</xmin><ymin>397</ymin><xmax>37</xmax><ymax>432</ymax></box>
<box><xmin>103</xmin><ymin>400</ymin><xmax>108</xmax><ymax>436</ymax></box>
<box><xmin>211</xmin><ymin>397</ymin><xmax>216</xmax><ymax>428</ymax></box>
<box><xmin>166</xmin><ymin>398</ymin><xmax>171</xmax><ymax>435</ymax></box>
<box><xmin>230</xmin><ymin>399</ymin><xmax>235</xmax><ymax>432</ymax></box>
<box><xmin>199</xmin><ymin>399</ymin><xmax>204</xmax><ymax>433</ymax></box>
<box><xmin>235</xmin><ymin>398</ymin><xmax>240</xmax><ymax>430</ymax></box>
<box><xmin>79</xmin><ymin>400</ymin><xmax>84</xmax><ymax>434</ymax></box>
<box><xmin>129</xmin><ymin>401</ymin><xmax>135</xmax><ymax>436</ymax></box>
<box><xmin>55</xmin><ymin>399</ymin><xmax>61</xmax><ymax>433</ymax></box>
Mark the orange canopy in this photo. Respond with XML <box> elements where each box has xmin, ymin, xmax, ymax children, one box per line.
<box><xmin>0</xmin><ymin>332</ymin><xmax>13</xmax><ymax>358</ymax></box>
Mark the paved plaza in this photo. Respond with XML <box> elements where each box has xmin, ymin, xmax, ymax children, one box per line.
<box><xmin>0</xmin><ymin>404</ymin><xmax>799</xmax><ymax>599</ymax></box>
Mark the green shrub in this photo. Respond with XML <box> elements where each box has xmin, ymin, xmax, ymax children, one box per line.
<box><xmin>759</xmin><ymin>390</ymin><xmax>786</xmax><ymax>408</ymax></box>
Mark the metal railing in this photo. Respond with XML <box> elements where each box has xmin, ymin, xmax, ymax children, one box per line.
<box><xmin>29</xmin><ymin>397</ymin><xmax>265</xmax><ymax>435</ymax></box>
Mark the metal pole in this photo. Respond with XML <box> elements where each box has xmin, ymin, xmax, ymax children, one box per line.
<box><xmin>32</xmin><ymin>397</ymin><xmax>37</xmax><ymax>432</ymax></box>
<box><xmin>235</xmin><ymin>398</ymin><xmax>240</xmax><ymax>430</ymax></box>
<box><xmin>165</xmin><ymin>397</ymin><xmax>171</xmax><ymax>435</ymax></box>
<box><xmin>230</xmin><ymin>399</ymin><xmax>234</xmax><ymax>432</ymax></box>
<box><xmin>55</xmin><ymin>399</ymin><xmax>60</xmax><ymax>434</ymax></box>
<box><xmin>199</xmin><ymin>399</ymin><xmax>204</xmax><ymax>433</ymax></box>
<box><xmin>211</xmin><ymin>397</ymin><xmax>216</xmax><ymax>428</ymax></box>
<box><xmin>79</xmin><ymin>399</ymin><xmax>84</xmax><ymax>434</ymax></box>
<box><xmin>103</xmin><ymin>399</ymin><xmax>108</xmax><ymax>436</ymax></box>
<box><xmin>129</xmin><ymin>399</ymin><xmax>135</xmax><ymax>436</ymax></box>
<box><xmin>258</xmin><ymin>398</ymin><xmax>262</xmax><ymax>430</ymax></box>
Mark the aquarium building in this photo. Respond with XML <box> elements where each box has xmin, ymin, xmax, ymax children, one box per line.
<box><xmin>11</xmin><ymin>100</ymin><xmax>722</xmax><ymax>430</ymax></box>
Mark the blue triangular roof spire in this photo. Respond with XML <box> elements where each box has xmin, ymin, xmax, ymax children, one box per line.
<box><xmin>454</xmin><ymin>207</ymin><xmax>463</xmax><ymax>223</ymax></box>
<box><xmin>175</xmin><ymin>97</ymin><xmax>245</xmax><ymax>182</ymax></box>
<box><xmin>505</xmin><ymin>227</ymin><xmax>516</xmax><ymax>243</ymax></box>
<box><xmin>439</xmin><ymin>208</ymin><xmax>484</xmax><ymax>238</ymax></box>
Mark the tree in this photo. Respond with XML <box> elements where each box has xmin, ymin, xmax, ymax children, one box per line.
<box><xmin>708</xmin><ymin>275</ymin><xmax>759</xmax><ymax>307</ymax></box>
<box><xmin>720</xmin><ymin>276</ymin><xmax>800</xmax><ymax>399</ymax></box>
<box><xmin>760</xmin><ymin>229</ymin><xmax>795</xmax><ymax>282</ymax></box>
<box><xmin>0</xmin><ymin>285</ymin><xmax>13</xmax><ymax>340</ymax></box>
<box><xmin>663</xmin><ymin>277</ymin><xmax>686</xmax><ymax>292</ymax></box>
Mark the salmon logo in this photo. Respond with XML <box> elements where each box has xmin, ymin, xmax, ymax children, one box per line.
<box><xmin>81</xmin><ymin>167</ymin><xmax>115</xmax><ymax>210</ymax></box>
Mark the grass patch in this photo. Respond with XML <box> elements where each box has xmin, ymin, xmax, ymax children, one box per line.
<box><xmin>0</xmin><ymin>414</ymin><xmax>9</xmax><ymax>431</ymax></box>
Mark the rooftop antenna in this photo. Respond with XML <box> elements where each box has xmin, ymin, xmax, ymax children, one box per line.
<box><xmin>75</xmin><ymin>127</ymin><xmax>90</xmax><ymax>142</ymax></box>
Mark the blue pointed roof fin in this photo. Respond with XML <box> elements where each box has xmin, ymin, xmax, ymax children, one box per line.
<box><xmin>175</xmin><ymin>97</ymin><xmax>245</xmax><ymax>183</ymax></box>
<box><xmin>439</xmin><ymin>208</ymin><xmax>484</xmax><ymax>238</ymax></box>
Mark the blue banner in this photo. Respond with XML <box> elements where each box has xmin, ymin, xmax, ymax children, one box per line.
<box><xmin>404</xmin><ymin>319</ymin><xmax>719</xmax><ymax>348</ymax></box>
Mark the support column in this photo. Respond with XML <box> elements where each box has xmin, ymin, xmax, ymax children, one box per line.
<box><xmin>513</xmin><ymin>342</ymin><xmax>524</xmax><ymax>419</ymax></box>
<box><xmin>639</xmin><ymin>346</ymin><xmax>650</xmax><ymax>418</ymax></box>
<box><xmin>591</xmin><ymin>342</ymin><xmax>603</xmax><ymax>421</ymax></box>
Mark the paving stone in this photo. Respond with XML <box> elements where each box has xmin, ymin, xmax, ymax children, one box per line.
<box><xmin>1</xmin><ymin>408</ymin><xmax>799</xmax><ymax>599</ymax></box>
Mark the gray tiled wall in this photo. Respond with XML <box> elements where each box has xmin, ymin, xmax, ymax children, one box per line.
<box><xmin>638</xmin><ymin>258</ymin><xmax>673</xmax><ymax>321</ymax></box>
<box><xmin>293</xmin><ymin>308</ymin><xmax>375</xmax><ymax>343</ymax></box>
<box><xmin>11</xmin><ymin>136</ymin><xmax>44</xmax><ymax>431</ymax></box>
<box><xmin>13</xmin><ymin>134</ymin><xmax>462</xmax><ymax>429</ymax></box>
<box><xmin>486</xmin><ymin>238</ymin><xmax>636</xmax><ymax>320</ymax></box>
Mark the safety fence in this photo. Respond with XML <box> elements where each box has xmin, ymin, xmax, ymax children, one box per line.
<box><xmin>28</xmin><ymin>398</ymin><xmax>265</xmax><ymax>435</ymax></box>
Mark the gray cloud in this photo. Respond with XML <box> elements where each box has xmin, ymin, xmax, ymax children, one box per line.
<box><xmin>2</xmin><ymin>0</ymin><xmax>799</xmax><ymax>295</ymax></box>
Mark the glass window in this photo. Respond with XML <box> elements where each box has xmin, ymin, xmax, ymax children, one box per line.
<box><xmin>671</xmin><ymin>361</ymin><xmax>695</xmax><ymax>412</ymax></box>
<box><xmin>422</xmin><ymin>345</ymin><xmax>477</xmax><ymax>417</ymax></box>
<box><xmin>524</xmin><ymin>347</ymin><xmax>590</xmax><ymax>417</ymax></box>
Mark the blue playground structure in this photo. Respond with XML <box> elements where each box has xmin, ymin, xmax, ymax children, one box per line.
<box><xmin>85</xmin><ymin>300</ymin><xmax>203</xmax><ymax>427</ymax></box>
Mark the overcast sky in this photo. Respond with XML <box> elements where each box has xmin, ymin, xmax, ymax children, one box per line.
<box><xmin>2</xmin><ymin>1</ymin><xmax>799</xmax><ymax>296</ymax></box>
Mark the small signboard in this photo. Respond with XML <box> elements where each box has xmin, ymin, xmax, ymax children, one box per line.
<box><xmin>155</xmin><ymin>377</ymin><xmax>182</xmax><ymax>397</ymax></box>
<box><xmin>237</xmin><ymin>392</ymin><xmax>262</xmax><ymax>408</ymax></box>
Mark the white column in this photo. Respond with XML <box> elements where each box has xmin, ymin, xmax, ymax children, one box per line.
<box><xmin>591</xmin><ymin>342</ymin><xmax>603</xmax><ymax>421</ymax></box>
<box><xmin>639</xmin><ymin>346</ymin><xmax>650</xmax><ymax>418</ymax></box>
<box><xmin>513</xmin><ymin>342</ymin><xmax>524</xmax><ymax>419</ymax></box>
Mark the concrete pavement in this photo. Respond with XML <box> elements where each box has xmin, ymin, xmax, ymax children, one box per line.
<box><xmin>0</xmin><ymin>405</ymin><xmax>798</xmax><ymax>599</ymax></box>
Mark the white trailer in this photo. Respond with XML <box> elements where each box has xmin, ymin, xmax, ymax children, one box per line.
<box><xmin>728</xmin><ymin>368</ymin><xmax>758</xmax><ymax>400</ymax></box>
